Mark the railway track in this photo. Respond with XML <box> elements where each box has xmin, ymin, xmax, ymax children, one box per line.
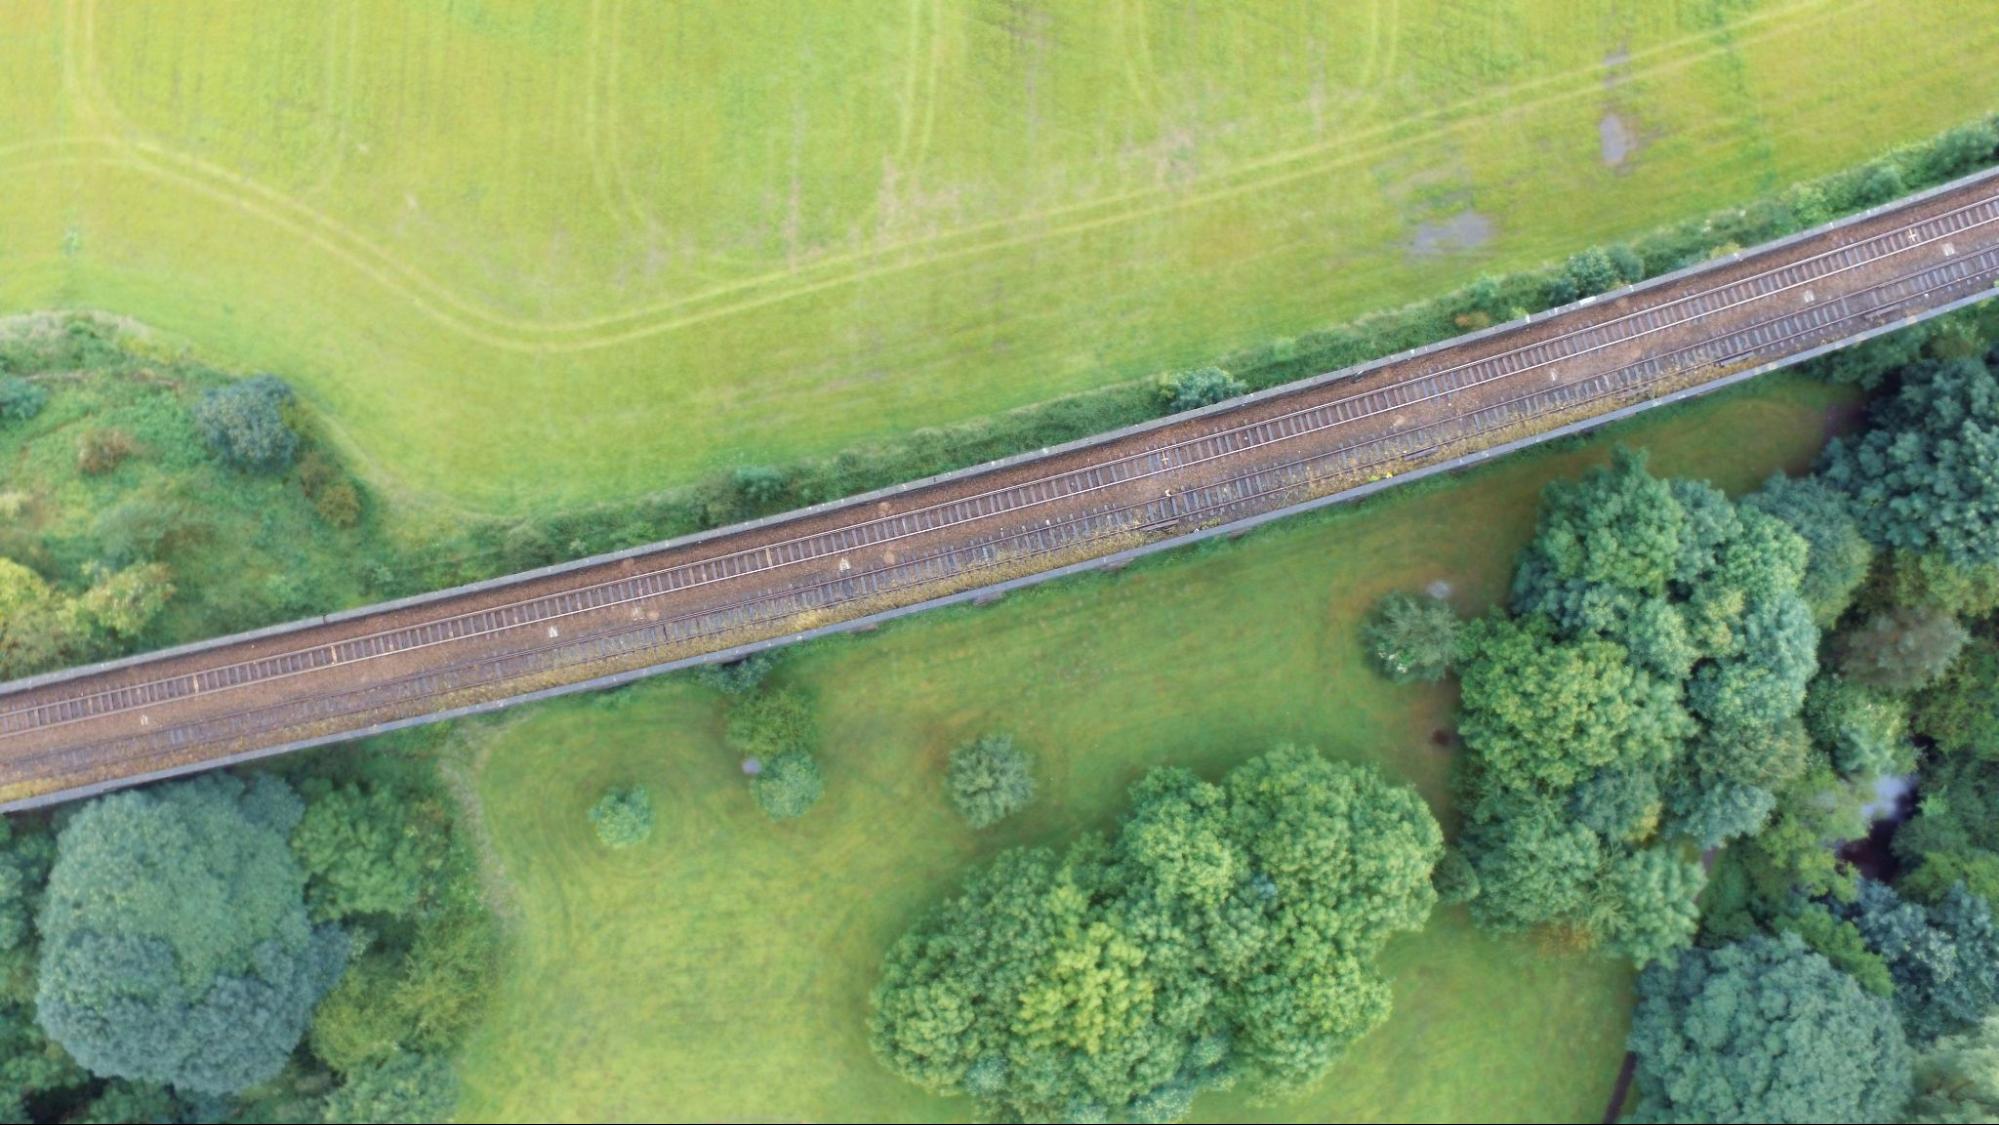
<box><xmin>7</xmin><ymin>164</ymin><xmax>1999</xmax><ymax>809</ymax></box>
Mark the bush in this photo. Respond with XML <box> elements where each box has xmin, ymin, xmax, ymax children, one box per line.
<box><xmin>727</xmin><ymin>688</ymin><xmax>815</xmax><ymax>760</ymax></box>
<box><xmin>1363</xmin><ymin>591</ymin><xmax>1460</xmax><ymax>683</ymax></box>
<box><xmin>697</xmin><ymin>651</ymin><xmax>780</xmax><ymax>696</ymax></box>
<box><xmin>946</xmin><ymin>734</ymin><xmax>1035</xmax><ymax>828</ymax></box>
<box><xmin>0</xmin><ymin>375</ymin><xmax>47</xmax><ymax>423</ymax></box>
<box><xmin>1156</xmin><ymin>366</ymin><xmax>1246</xmax><ymax>413</ymax></box>
<box><xmin>193</xmin><ymin>374</ymin><xmax>299</xmax><ymax>472</ymax></box>
<box><xmin>751</xmin><ymin>749</ymin><xmax>823</xmax><ymax>821</ymax></box>
<box><xmin>74</xmin><ymin>427</ymin><xmax>136</xmax><ymax>476</ymax></box>
<box><xmin>588</xmin><ymin>785</ymin><xmax>655</xmax><ymax>848</ymax></box>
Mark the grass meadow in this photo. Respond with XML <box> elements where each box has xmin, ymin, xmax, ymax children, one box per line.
<box><xmin>0</xmin><ymin>0</ymin><xmax>1987</xmax><ymax>517</ymax></box>
<box><xmin>446</xmin><ymin>371</ymin><xmax>1853</xmax><ymax>1122</ymax></box>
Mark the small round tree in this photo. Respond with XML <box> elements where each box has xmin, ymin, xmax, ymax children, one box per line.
<box><xmin>0</xmin><ymin>375</ymin><xmax>48</xmax><ymax>423</ymax></box>
<box><xmin>946</xmin><ymin>734</ymin><xmax>1035</xmax><ymax>829</ymax></box>
<box><xmin>193</xmin><ymin>375</ymin><xmax>299</xmax><ymax>472</ymax></box>
<box><xmin>752</xmin><ymin>749</ymin><xmax>823</xmax><ymax>821</ymax></box>
<box><xmin>1364</xmin><ymin>591</ymin><xmax>1461</xmax><ymax>683</ymax></box>
<box><xmin>588</xmin><ymin>785</ymin><xmax>654</xmax><ymax>849</ymax></box>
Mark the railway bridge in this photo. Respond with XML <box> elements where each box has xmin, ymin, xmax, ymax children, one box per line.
<box><xmin>8</xmin><ymin>165</ymin><xmax>1999</xmax><ymax>810</ymax></box>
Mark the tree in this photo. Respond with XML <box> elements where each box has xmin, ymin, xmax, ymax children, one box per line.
<box><xmin>589</xmin><ymin>785</ymin><xmax>655</xmax><ymax>848</ymax></box>
<box><xmin>1839</xmin><ymin>607</ymin><xmax>1970</xmax><ymax>692</ymax></box>
<box><xmin>0</xmin><ymin>375</ymin><xmax>45</xmax><ymax>423</ymax></box>
<box><xmin>1820</xmin><ymin>356</ymin><xmax>1999</xmax><ymax>567</ymax></box>
<box><xmin>1596</xmin><ymin>846</ymin><xmax>1705</xmax><ymax>967</ymax></box>
<box><xmin>322</xmin><ymin>1051</ymin><xmax>458</xmax><ymax>1124</ymax></box>
<box><xmin>291</xmin><ymin>775</ymin><xmax>451</xmax><ymax>922</ymax></box>
<box><xmin>752</xmin><ymin>750</ymin><xmax>824</xmax><ymax>821</ymax></box>
<box><xmin>1896</xmin><ymin>756</ymin><xmax>1999</xmax><ymax>904</ymax></box>
<box><xmin>1627</xmin><ymin>933</ymin><xmax>1910</xmax><ymax>1123</ymax></box>
<box><xmin>34</xmin><ymin>775</ymin><xmax>348</xmax><ymax>1094</ymax></box>
<box><xmin>947</xmin><ymin>734</ymin><xmax>1035</xmax><ymax>829</ymax></box>
<box><xmin>1363</xmin><ymin>591</ymin><xmax>1460</xmax><ymax>683</ymax></box>
<box><xmin>1806</xmin><ymin>675</ymin><xmax>1914</xmax><ymax>779</ymax></box>
<box><xmin>192</xmin><ymin>374</ymin><xmax>300</xmax><ymax>472</ymax></box>
<box><xmin>869</xmin><ymin>746</ymin><xmax>1440</xmax><ymax>1121</ymax></box>
<box><xmin>1743</xmin><ymin>473</ymin><xmax>1874</xmax><ymax>626</ymax></box>
<box><xmin>1916</xmin><ymin>638</ymin><xmax>1999</xmax><ymax>758</ymax></box>
<box><xmin>1157</xmin><ymin>367</ymin><xmax>1246</xmax><ymax>413</ymax></box>
<box><xmin>1910</xmin><ymin>1015</ymin><xmax>1999</xmax><ymax>1123</ymax></box>
<box><xmin>1841</xmin><ymin>881</ymin><xmax>1999</xmax><ymax>1043</ymax></box>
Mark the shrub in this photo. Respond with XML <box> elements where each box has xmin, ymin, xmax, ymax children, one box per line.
<box><xmin>193</xmin><ymin>374</ymin><xmax>299</xmax><ymax>472</ymax></box>
<box><xmin>74</xmin><ymin>427</ymin><xmax>136</xmax><ymax>476</ymax></box>
<box><xmin>751</xmin><ymin>749</ymin><xmax>823</xmax><ymax>821</ymax></box>
<box><xmin>697</xmin><ymin>651</ymin><xmax>780</xmax><ymax>696</ymax></box>
<box><xmin>1363</xmin><ymin>591</ymin><xmax>1460</xmax><ymax>683</ymax></box>
<box><xmin>588</xmin><ymin>785</ymin><xmax>655</xmax><ymax>848</ymax></box>
<box><xmin>726</xmin><ymin>688</ymin><xmax>815</xmax><ymax>760</ymax></box>
<box><xmin>0</xmin><ymin>375</ymin><xmax>47</xmax><ymax>423</ymax></box>
<box><xmin>946</xmin><ymin>734</ymin><xmax>1035</xmax><ymax>828</ymax></box>
<box><xmin>1156</xmin><ymin>366</ymin><xmax>1246</xmax><ymax>413</ymax></box>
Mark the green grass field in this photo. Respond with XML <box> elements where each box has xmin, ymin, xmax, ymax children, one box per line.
<box><xmin>0</xmin><ymin>0</ymin><xmax>1984</xmax><ymax>517</ymax></box>
<box><xmin>447</xmin><ymin>371</ymin><xmax>1854</xmax><ymax>1122</ymax></box>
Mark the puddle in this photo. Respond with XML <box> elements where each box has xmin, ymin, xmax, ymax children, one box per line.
<box><xmin>1407</xmin><ymin>210</ymin><xmax>1493</xmax><ymax>258</ymax></box>
<box><xmin>1600</xmin><ymin>112</ymin><xmax>1637</xmax><ymax>168</ymax></box>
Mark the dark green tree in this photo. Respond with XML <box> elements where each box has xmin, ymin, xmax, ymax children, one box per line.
<box><xmin>1362</xmin><ymin>591</ymin><xmax>1460</xmax><ymax>683</ymax></box>
<box><xmin>34</xmin><ymin>775</ymin><xmax>348</xmax><ymax>1094</ymax></box>
<box><xmin>946</xmin><ymin>734</ymin><xmax>1035</xmax><ymax>829</ymax></box>
<box><xmin>869</xmin><ymin>746</ymin><xmax>1440</xmax><ymax>1121</ymax></box>
<box><xmin>192</xmin><ymin>374</ymin><xmax>300</xmax><ymax>472</ymax></box>
<box><xmin>1841</xmin><ymin>881</ymin><xmax>1999</xmax><ymax>1043</ymax></box>
<box><xmin>1627</xmin><ymin>933</ymin><xmax>1910</xmax><ymax>1123</ymax></box>
<box><xmin>1820</xmin><ymin>356</ymin><xmax>1999</xmax><ymax>567</ymax></box>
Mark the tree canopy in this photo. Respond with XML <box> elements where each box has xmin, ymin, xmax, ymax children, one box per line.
<box><xmin>1820</xmin><ymin>355</ymin><xmax>1999</xmax><ymax>567</ymax></box>
<box><xmin>946</xmin><ymin>734</ymin><xmax>1036</xmax><ymax>829</ymax></box>
<box><xmin>34</xmin><ymin>775</ymin><xmax>347</xmax><ymax>1094</ymax></box>
<box><xmin>1627</xmin><ymin>933</ymin><xmax>1911</xmax><ymax>1123</ymax></box>
<box><xmin>1363</xmin><ymin>591</ymin><xmax>1461</xmax><ymax>683</ymax></box>
<box><xmin>588</xmin><ymin>785</ymin><xmax>655</xmax><ymax>848</ymax></box>
<box><xmin>1452</xmin><ymin>452</ymin><xmax>1824</xmax><ymax>962</ymax></box>
<box><xmin>868</xmin><ymin>746</ymin><xmax>1440</xmax><ymax>1121</ymax></box>
<box><xmin>192</xmin><ymin>374</ymin><xmax>300</xmax><ymax>472</ymax></box>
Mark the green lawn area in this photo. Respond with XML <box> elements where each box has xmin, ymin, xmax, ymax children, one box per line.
<box><xmin>449</xmin><ymin>371</ymin><xmax>1854</xmax><ymax>1122</ymax></box>
<box><xmin>0</xmin><ymin>0</ymin><xmax>1984</xmax><ymax>517</ymax></box>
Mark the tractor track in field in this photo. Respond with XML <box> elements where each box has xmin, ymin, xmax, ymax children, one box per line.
<box><xmin>7</xmin><ymin>164</ymin><xmax>1999</xmax><ymax>810</ymax></box>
